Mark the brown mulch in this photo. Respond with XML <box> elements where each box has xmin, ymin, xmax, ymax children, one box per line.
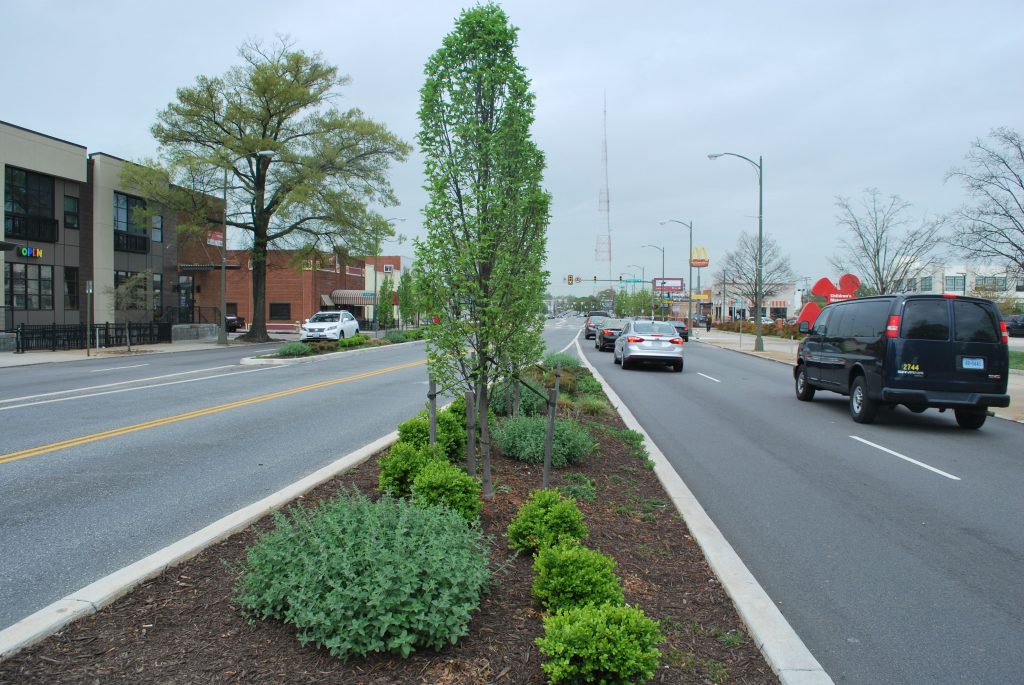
<box><xmin>0</xmin><ymin>411</ymin><xmax>777</xmax><ymax>684</ymax></box>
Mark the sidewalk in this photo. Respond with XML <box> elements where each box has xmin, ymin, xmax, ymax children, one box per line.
<box><xmin>690</xmin><ymin>327</ymin><xmax>1024</xmax><ymax>423</ymax></box>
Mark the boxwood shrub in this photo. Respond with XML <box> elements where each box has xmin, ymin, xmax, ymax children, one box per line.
<box><xmin>397</xmin><ymin>409</ymin><xmax>467</xmax><ymax>462</ymax></box>
<box><xmin>506</xmin><ymin>489</ymin><xmax>588</xmax><ymax>553</ymax></box>
<box><xmin>493</xmin><ymin>416</ymin><xmax>595</xmax><ymax>467</ymax></box>
<box><xmin>536</xmin><ymin>604</ymin><xmax>663</xmax><ymax>684</ymax></box>
<box><xmin>411</xmin><ymin>461</ymin><xmax>482</xmax><ymax>521</ymax></box>
<box><xmin>235</xmin><ymin>492</ymin><xmax>490</xmax><ymax>659</ymax></box>
<box><xmin>532</xmin><ymin>542</ymin><xmax>624</xmax><ymax>613</ymax></box>
<box><xmin>378</xmin><ymin>442</ymin><xmax>445</xmax><ymax>498</ymax></box>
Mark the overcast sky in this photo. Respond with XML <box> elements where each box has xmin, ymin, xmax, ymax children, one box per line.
<box><xmin>4</xmin><ymin>1</ymin><xmax>1022</xmax><ymax>296</ymax></box>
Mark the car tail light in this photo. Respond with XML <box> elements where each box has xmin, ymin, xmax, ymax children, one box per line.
<box><xmin>1000</xmin><ymin>320</ymin><xmax>1009</xmax><ymax>345</ymax></box>
<box><xmin>602</xmin><ymin>329</ymin><xmax>613</xmax><ymax>335</ymax></box>
<box><xmin>885</xmin><ymin>315</ymin><xmax>900</xmax><ymax>338</ymax></box>
<box><xmin>626</xmin><ymin>336</ymin><xmax>645</xmax><ymax>343</ymax></box>
<box><xmin>669</xmin><ymin>337</ymin><xmax>684</xmax><ymax>345</ymax></box>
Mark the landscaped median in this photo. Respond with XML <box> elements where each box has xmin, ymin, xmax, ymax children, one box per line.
<box><xmin>0</xmin><ymin>353</ymin><xmax>780</xmax><ymax>684</ymax></box>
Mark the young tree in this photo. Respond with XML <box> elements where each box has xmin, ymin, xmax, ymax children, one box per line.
<box><xmin>416</xmin><ymin>4</ymin><xmax>551</xmax><ymax>499</ymax></box>
<box><xmin>396</xmin><ymin>269</ymin><xmax>417</xmax><ymax>327</ymax></box>
<box><xmin>121</xmin><ymin>38</ymin><xmax>410</xmax><ymax>342</ymax></box>
<box><xmin>829</xmin><ymin>188</ymin><xmax>946</xmax><ymax>294</ymax></box>
<box><xmin>716</xmin><ymin>232</ymin><xmax>795</xmax><ymax>312</ymax></box>
<box><xmin>105</xmin><ymin>271</ymin><xmax>152</xmax><ymax>322</ymax></box>
<box><xmin>377</xmin><ymin>274</ymin><xmax>395</xmax><ymax>330</ymax></box>
<box><xmin>947</xmin><ymin>127</ymin><xmax>1024</xmax><ymax>273</ymax></box>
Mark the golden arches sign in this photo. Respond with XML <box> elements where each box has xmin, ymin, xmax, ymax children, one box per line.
<box><xmin>690</xmin><ymin>246</ymin><xmax>709</xmax><ymax>268</ymax></box>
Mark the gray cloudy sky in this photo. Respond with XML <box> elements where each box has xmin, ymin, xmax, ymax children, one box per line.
<box><xmin>4</xmin><ymin>1</ymin><xmax>1022</xmax><ymax>296</ymax></box>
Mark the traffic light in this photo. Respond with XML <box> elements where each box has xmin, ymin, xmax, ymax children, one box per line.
<box><xmin>619</xmin><ymin>275</ymin><xmax>623</xmax><ymax>282</ymax></box>
<box><xmin>593</xmin><ymin>275</ymin><xmax>597</xmax><ymax>283</ymax></box>
<box><xmin>567</xmin><ymin>274</ymin><xmax>573</xmax><ymax>285</ymax></box>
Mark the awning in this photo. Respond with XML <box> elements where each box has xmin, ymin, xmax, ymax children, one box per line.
<box><xmin>178</xmin><ymin>262</ymin><xmax>242</xmax><ymax>272</ymax></box>
<box><xmin>330</xmin><ymin>289</ymin><xmax>375</xmax><ymax>306</ymax></box>
<box><xmin>320</xmin><ymin>294</ymin><xmax>334</xmax><ymax>307</ymax></box>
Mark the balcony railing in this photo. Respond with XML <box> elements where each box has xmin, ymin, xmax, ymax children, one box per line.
<box><xmin>114</xmin><ymin>230</ymin><xmax>150</xmax><ymax>254</ymax></box>
<box><xmin>4</xmin><ymin>213</ymin><xmax>58</xmax><ymax>243</ymax></box>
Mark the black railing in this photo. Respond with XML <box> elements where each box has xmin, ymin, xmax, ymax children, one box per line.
<box><xmin>114</xmin><ymin>230</ymin><xmax>149</xmax><ymax>254</ymax></box>
<box><xmin>12</xmin><ymin>322</ymin><xmax>172</xmax><ymax>353</ymax></box>
<box><xmin>159</xmin><ymin>305</ymin><xmax>221</xmax><ymax>325</ymax></box>
<box><xmin>4</xmin><ymin>213</ymin><xmax>58</xmax><ymax>243</ymax></box>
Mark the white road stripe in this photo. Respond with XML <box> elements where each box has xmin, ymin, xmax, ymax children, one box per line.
<box><xmin>849</xmin><ymin>435</ymin><xmax>961</xmax><ymax>481</ymax></box>
<box><xmin>89</xmin><ymin>364</ymin><xmax>148</xmax><ymax>372</ymax></box>
<box><xmin>0</xmin><ymin>366</ymin><xmax>240</xmax><ymax>404</ymax></box>
<box><xmin>698</xmin><ymin>372</ymin><xmax>721</xmax><ymax>383</ymax></box>
<box><xmin>558</xmin><ymin>330</ymin><xmax>581</xmax><ymax>355</ymax></box>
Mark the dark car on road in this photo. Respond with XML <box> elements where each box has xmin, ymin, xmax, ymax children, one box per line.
<box><xmin>1006</xmin><ymin>314</ymin><xmax>1024</xmax><ymax>337</ymax></box>
<box><xmin>794</xmin><ymin>294</ymin><xmax>1009</xmax><ymax>428</ymax></box>
<box><xmin>225</xmin><ymin>315</ymin><xmax>244</xmax><ymax>332</ymax></box>
<box><xmin>594</xmin><ymin>318</ymin><xmax>626</xmax><ymax>351</ymax></box>
<box><xmin>584</xmin><ymin>315</ymin><xmax>608</xmax><ymax>340</ymax></box>
<box><xmin>666</xmin><ymin>320</ymin><xmax>689</xmax><ymax>342</ymax></box>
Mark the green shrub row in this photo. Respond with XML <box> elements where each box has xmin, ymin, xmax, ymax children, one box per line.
<box><xmin>234</xmin><ymin>491</ymin><xmax>490</xmax><ymax>660</ymax></box>
<box><xmin>273</xmin><ymin>328</ymin><xmax>428</xmax><ymax>357</ymax></box>
<box><xmin>493</xmin><ymin>416</ymin><xmax>596</xmax><ymax>467</ymax></box>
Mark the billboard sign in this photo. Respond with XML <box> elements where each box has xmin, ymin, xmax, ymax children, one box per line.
<box><xmin>690</xmin><ymin>247</ymin><xmax>709</xmax><ymax>268</ymax></box>
<box><xmin>207</xmin><ymin>230</ymin><xmax>224</xmax><ymax>247</ymax></box>
<box><xmin>652</xmin><ymin>277</ymin><xmax>684</xmax><ymax>293</ymax></box>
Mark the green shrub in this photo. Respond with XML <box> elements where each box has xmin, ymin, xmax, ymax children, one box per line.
<box><xmin>378</xmin><ymin>442</ymin><xmax>445</xmax><ymax>498</ymax></box>
<box><xmin>337</xmin><ymin>334</ymin><xmax>369</xmax><ymax>348</ymax></box>
<box><xmin>491</xmin><ymin>379</ymin><xmax>547</xmax><ymax>417</ymax></box>
<box><xmin>235</xmin><ymin>492</ymin><xmax>490</xmax><ymax>659</ymax></box>
<box><xmin>397</xmin><ymin>410</ymin><xmax>467</xmax><ymax>462</ymax></box>
<box><xmin>384</xmin><ymin>330</ymin><xmax>406</xmax><ymax>344</ymax></box>
<box><xmin>543</xmin><ymin>352</ymin><xmax>582</xmax><ymax>370</ymax></box>
<box><xmin>412</xmin><ymin>461</ymin><xmax>483</xmax><ymax>521</ymax></box>
<box><xmin>532</xmin><ymin>542</ymin><xmax>624</xmax><ymax>612</ymax></box>
<box><xmin>403</xmin><ymin>327</ymin><xmax>426</xmax><ymax>341</ymax></box>
<box><xmin>537</xmin><ymin>604</ymin><xmax>663</xmax><ymax>684</ymax></box>
<box><xmin>573</xmin><ymin>373</ymin><xmax>603</xmax><ymax>397</ymax></box>
<box><xmin>494</xmin><ymin>416</ymin><xmax>596</xmax><ymax>468</ymax></box>
<box><xmin>275</xmin><ymin>342</ymin><xmax>311</xmax><ymax>357</ymax></box>
<box><xmin>557</xmin><ymin>472</ymin><xmax>596</xmax><ymax>502</ymax></box>
<box><xmin>306</xmin><ymin>340</ymin><xmax>338</xmax><ymax>355</ymax></box>
<box><xmin>576</xmin><ymin>395</ymin><xmax>613</xmax><ymax>417</ymax></box>
<box><xmin>506</xmin><ymin>489</ymin><xmax>588</xmax><ymax>553</ymax></box>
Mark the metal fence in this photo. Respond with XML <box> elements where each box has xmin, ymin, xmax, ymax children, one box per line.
<box><xmin>12</xmin><ymin>322</ymin><xmax>172</xmax><ymax>353</ymax></box>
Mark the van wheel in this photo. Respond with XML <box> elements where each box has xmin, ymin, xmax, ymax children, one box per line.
<box><xmin>795</xmin><ymin>366</ymin><xmax>815</xmax><ymax>401</ymax></box>
<box><xmin>849</xmin><ymin>376</ymin><xmax>877</xmax><ymax>424</ymax></box>
<box><xmin>954</xmin><ymin>409</ymin><xmax>987</xmax><ymax>429</ymax></box>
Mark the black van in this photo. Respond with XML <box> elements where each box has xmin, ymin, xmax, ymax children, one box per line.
<box><xmin>793</xmin><ymin>294</ymin><xmax>1010</xmax><ymax>428</ymax></box>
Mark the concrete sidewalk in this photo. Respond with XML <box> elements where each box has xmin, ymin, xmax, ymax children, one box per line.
<box><xmin>690</xmin><ymin>327</ymin><xmax>1024</xmax><ymax>423</ymax></box>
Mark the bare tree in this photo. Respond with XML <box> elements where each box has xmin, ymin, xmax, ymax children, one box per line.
<box><xmin>946</xmin><ymin>127</ymin><xmax>1024</xmax><ymax>272</ymax></box>
<box><xmin>716</xmin><ymin>231</ymin><xmax>795</xmax><ymax>311</ymax></box>
<box><xmin>830</xmin><ymin>188</ymin><xmax>946</xmax><ymax>294</ymax></box>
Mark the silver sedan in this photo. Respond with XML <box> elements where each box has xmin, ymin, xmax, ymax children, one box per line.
<box><xmin>613</xmin><ymin>320</ymin><xmax>684</xmax><ymax>372</ymax></box>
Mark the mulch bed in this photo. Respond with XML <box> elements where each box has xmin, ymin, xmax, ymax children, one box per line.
<box><xmin>0</xmin><ymin>410</ymin><xmax>777</xmax><ymax>684</ymax></box>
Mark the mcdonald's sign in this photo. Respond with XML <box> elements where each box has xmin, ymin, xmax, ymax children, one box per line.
<box><xmin>690</xmin><ymin>247</ymin><xmax>709</xmax><ymax>268</ymax></box>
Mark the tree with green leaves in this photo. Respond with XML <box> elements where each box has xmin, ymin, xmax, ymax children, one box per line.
<box><xmin>415</xmin><ymin>4</ymin><xmax>551</xmax><ymax>499</ymax></box>
<box><xmin>377</xmin><ymin>274</ymin><xmax>395</xmax><ymax>330</ymax></box>
<box><xmin>121</xmin><ymin>38</ymin><xmax>410</xmax><ymax>341</ymax></box>
<box><xmin>396</xmin><ymin>269</ymin><xmax>417</xmax><ymax>327</ymax></box>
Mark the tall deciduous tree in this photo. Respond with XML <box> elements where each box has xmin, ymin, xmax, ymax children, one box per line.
<box><xmin>830</xmin><ymin>188</ymin><xmax>946</xmax><ymax>294</ymax></box>
<box><xmin>416</xmin><ymin>4</ymin><xmax>551</xmax><ymax>499</ymax></box>
<box><xmin>947</xmin><ymin>127</ymin><xmax>1024</xmax><ymax>273</ymax></box>
<box><xmin>377</xmin><ymin>274</ymin><xmax>395</xmax><ymax>330</ymax></box>
<box><xmin>396</xmin><ymin>269</ymin><xmax>417</xmax><ymax>327</ymax></box>
<box><xmin>121</xmin><ymin>38</ymin><xmax>409</xmax><ymax>341</ymax></box>
<box><xmin>716</xmin><ymin>232</ymin><xmax>795</xmax><ymax>312</ymax></box>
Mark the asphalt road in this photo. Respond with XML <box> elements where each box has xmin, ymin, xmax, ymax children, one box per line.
<box><xmin>580</xmin><ymin>335</ymin><xmax>1024</xmax><ymax>684</ymax></box>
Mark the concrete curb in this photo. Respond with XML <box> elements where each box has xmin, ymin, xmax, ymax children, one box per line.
<box><xmin>575</xmin><ymin>337</ymin><xmax>833</xmax><ymax>685</ymax></box>
<box><xmin>0</xmin><ymin>431</ymin><xmax>399</xmax><ymax>662</ymax></box>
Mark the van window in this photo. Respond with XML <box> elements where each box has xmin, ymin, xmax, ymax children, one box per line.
<box><xmin>828</xmin><ymin>306</ymin><xmax>850</xmax><ymax>337</ymax></box>
<box><xmin>953</xmin><ymin>301</ymin><xmax>1000</xmax><ymax>343</ymax></box>
<box><xmin>813</xmin><ymin>308</ymin><xmax>832</xmax><ymax>335</ymax></box>
<box><xmin>849</xmin><ymin>300</ymin><xmax>892</xmax><ymax>337</ymax></box>
<box><xmin>901</xmin><ymin>300</ymin><xmax>949</xmax><ymax>340</ymax></box>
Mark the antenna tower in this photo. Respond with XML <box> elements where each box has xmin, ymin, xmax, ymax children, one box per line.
<box><xmin>595</xmin><ymin>94</ymin><xmax>613</xmax><ymax>299</ymax></box>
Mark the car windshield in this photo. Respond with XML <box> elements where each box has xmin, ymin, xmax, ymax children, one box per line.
<box><xmin>602</xmin><ymin>319</ymin><xmax>625</xmax><ymax>328</ymax></box>
<box><xmin>589</xmin><ymin>317</ymin><xmax>607</xmax><ymax>326</ymax></box>
<box><xmin>309</xmin><ymin>312</ymin><xmax>340</xmax><ymax>323</ymax></box>
<box><xmin>632</xmin><ymin>321</ymin><xmax>678</xmax><ymax>336</ymax></box>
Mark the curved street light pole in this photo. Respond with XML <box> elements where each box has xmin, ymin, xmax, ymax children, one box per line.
<box><xmin>642</xmin><ymin>244</ymin><xmax>665</xmax><ymax>320</ymax></box>
<box><xmin>708</xmin><ymin>152</ymin><xmax>764</xmax><ymax>351</ymax></box>
<box><xmin>220</xmin><ymin>150</ymin><xmax>276</xmax><ymax>345</ymax></box>
<box><xmin>660</xmin><ymin>219</ymin><xmax>694</xmax><ymax>328</ymax></box>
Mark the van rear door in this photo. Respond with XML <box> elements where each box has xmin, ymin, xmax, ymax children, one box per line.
<box><xmin>950</xmin><ymin>299</ymin><xmax>1008</xmax><ymax>393</ymax></box>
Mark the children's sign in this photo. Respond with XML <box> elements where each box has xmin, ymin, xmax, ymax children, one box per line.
<box><xmin>795</xmin><ymin>274</ymin><xmax>860</xmax><ymax>327</ymax></box>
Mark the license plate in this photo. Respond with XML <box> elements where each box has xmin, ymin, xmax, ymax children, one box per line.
<box><xmin>962</xmin><ymin>357</ymin><xmax>984</xmax><ymax>370</ymax></box>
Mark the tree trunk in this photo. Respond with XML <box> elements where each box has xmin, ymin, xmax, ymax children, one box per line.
<box><xmin>479</xmin><ymin>383</ymin><xmax>493</xmax><ymax>500</ymax></box>
<box><xmin>240</xmin><ymin>231</ymin><xmax>270</xmax><ymax>342</ymax></box>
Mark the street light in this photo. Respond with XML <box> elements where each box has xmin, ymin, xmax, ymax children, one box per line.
<box><xmin>660</xmin><ymin>219</ymin><xmax>694</xmax><ymax>327</ymax></box>
<box><xmin>642</xmin><ymin>244</ymin><xmax>665</xmax><ymax>320</ymax></box>
<box><xmin>370</xmin><ymin>217</ymin><xmax>405</xmax><ymax>336</ymax></box>
<box><xmin>219</xmin><ymin>149</ymin><xmax>276</xmax><ymax>344</ymax></box>
<box><xmin>709</xmin><ymin>152</ymin><xmax>764</xmax><ymax>351</ymax></box>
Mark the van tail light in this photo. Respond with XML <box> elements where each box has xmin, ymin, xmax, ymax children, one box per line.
<box><xmin>942</xmin><ymin>293</ymin><xmax>957</xmax><ymax>299</ymax></box>
<box><xmin>626</xmin><ymin>336</ymin><xmax>645</xmax><ymax>343</ymax></box>
<box><xmin>1000</xmin><ymin>320</ymin><xmax>1009</xmax><ymax>345</ymax></box>
<box><xmin>669</xmin><ymin>337</ymin><xmax>684</xmax><ymax>345</ymax></box>
<box><xmin>885</xmin><ymin>315</ymin><xmax>901</xmax><ymax>338</ymax></box>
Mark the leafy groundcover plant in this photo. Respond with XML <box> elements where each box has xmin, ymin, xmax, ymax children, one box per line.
<box><xmin>493</xmin><ymin>415</ymin><xmax>596</xmax><ymax>467</ymax></box>
<box><xmin>234</xmin><ymin>490</ymin><xmax>490</xmax><ymax>659</ymax></box>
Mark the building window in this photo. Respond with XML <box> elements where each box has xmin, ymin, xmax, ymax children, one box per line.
<box><xmin>1017</xmin><ymin>277</ymin><xmax>1024</xmax><ymax>293</ymax></box>
<box><xmin>5</xmin><ymin>166</ymin><xmax>57</xmax><ymax>242</ymax></box>
<box><xmin>944</xmin><ymin>275</ymin><xmax>965</xmax><ymax>292</ymax></box>
<box><xmin>113</xmin><ymin>192</ymin><xmax>147</xmax><ymax>234</ymax></box>
<box><xmin>269</xmin><ymin>302</ymin><xmax>291</xmax><ymax>320</ymax></box>
<box><xmin>64</xmin><ymin>196</ymin><xmax>80</xmax><ymax>229</ymax></box>
<box><xmin>383</xmin><ymin>264</ymin><xmax>394</xmax><ymax>273</ymax></box>
<box><xmin>64</xmin><ymin>267</ymin><xmax>79</xmax><ymax>309</ymax></box>
<box><xmin>920</xmin><ymin>276</ymin><xmax>933</xmax><ymax>291</ymax></box>
<box><xmin>153</xmin><ymin>272</ymin><xmax>162</xmax><ymax>317</ymax></box>
<box><xmin>151</xmin><ymin>214</ymin><xmax>163</xmax><ymax>242</ymax></box>
<box><xmin>4</xmin><ymin>263</ymin><xmax>53</xmax><ymax>310</ymax></box>
<box><xmin>975</xmin><ymin>275</ymin><xmax>1007</xmax><ymax>290</ymax></box>
<box><xmin>906</xmin><ymin>277</ymin><xmax>916</xmax><ymax>292</ymax></box>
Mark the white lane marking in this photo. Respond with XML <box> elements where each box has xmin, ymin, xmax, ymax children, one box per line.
<box><xmin>89</xmin><ymin>364</ymin><xmax>148</xmax><ymax>372</ymax></box>
<box><xmin>0</xmin><ymin>366</ymin><xmax>277</xmax><ymax>412</ymax></box>
<box><xmin>849</xmin><ymin>435</ymin><xmax>961</xmax><ymax>481</ymax></box>
<box><xmin>0</xmin><ymin>366</ymin><xmax>239</xmax><ymax>405</ymax></box>
<box><xmin>697</xmin><ymin>372</ymin><xmax>721</xmax><ymax>383</ymax></box>
<box><xmin>558</xmin><ymin>329</ymin><xmax>581</xmax><ymax>355</ymax></box>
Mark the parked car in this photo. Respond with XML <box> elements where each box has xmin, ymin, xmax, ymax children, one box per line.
<box><xmin>794</xmin><ymin>294</ymin><xmax>1009</xmax><ymax>428</ymax></box>
<box><xmin>224</xmin><ymin>315</ymin><xmax>244</xmax><ymax>332</ymax></box>
<box><xmin>584</xmin><ymin>315</ymin><xmax>608</xmax><ymax>340</ymax></box>
<box><xmin>749</xmin><ymin>316</ymin><xmax>775</xmax><ymax>325</ymax></box>
<box><xmin>594</xmin><ymin>318</ymin><xmax>626</xmax><ymax>351</ymax></box>
<box><xmin>1006</xmin><ymin>314</ymin><xmax>1024</xmax><ymax>337</ymax></box>
<box><xmin>613</xmin><ymin>319</ymin><xmax>685</xmax><ymax>372</ymax></box>
<box><xmin>666</xmin><ymin>320</ymin><xmax>689</xmax><ymax>342</ymax></box>
<box><xmin>299</xmin><ymin>310</ymin><xmax>360</xmax><ymax>341</ymax></box>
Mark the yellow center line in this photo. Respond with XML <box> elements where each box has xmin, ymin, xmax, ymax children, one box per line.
<box><xmin>0</xmin><ymin>359</ymin><xmax>426</xmax><ymax>466</ymax></box>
